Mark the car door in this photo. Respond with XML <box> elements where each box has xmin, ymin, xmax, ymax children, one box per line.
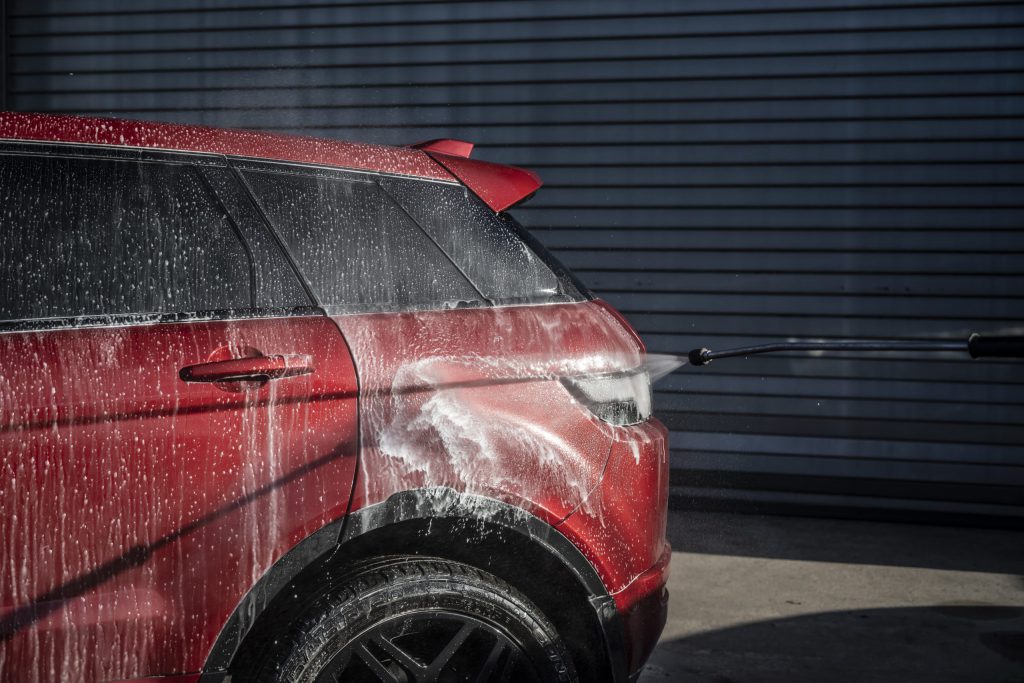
<box><xmin>0</xmin><ymin>145</ymin><xmax>359</xmax><ymax>682</ymax></box>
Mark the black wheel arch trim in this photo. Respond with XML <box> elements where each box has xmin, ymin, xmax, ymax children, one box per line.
<box><xmin>200</xmin><ymin>487</ymin><xmax>628</xmax><ymax>682</ymax></box>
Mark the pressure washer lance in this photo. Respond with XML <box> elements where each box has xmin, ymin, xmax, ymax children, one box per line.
<box><xmin>685</xmin><ymin>333</ymin><xmax>1024</xmax><ymax>367</ymax></box>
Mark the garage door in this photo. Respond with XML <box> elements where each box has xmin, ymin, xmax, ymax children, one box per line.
<box><xmin>7</xmin><ymin>0</ymin><xmax>1024</xmax><ymax>523</ymax></box>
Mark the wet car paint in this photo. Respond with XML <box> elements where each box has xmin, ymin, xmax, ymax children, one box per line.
<box><xmin>0</xmin><ymin>112</ymin><xmax>670</xmax><ymax>682</ymax></box>
<box><xmin>0</xmin><ymin>317</ymin><xmax>358</xmax><ymax>680</ymax></box>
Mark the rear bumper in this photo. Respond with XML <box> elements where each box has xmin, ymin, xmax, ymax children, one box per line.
<box><xmin>558</xmin><ymin>417</ymin><xmax>671</xmax><ymax>680</ymax></box>
<box><xmin>613</xmin><ymin>548</ymin><xmax>671</xmax><ymax>678</ymax></box>
<box><xmin>590</xmin><ymin>545</ymin><xmax>671</xmax><ymax>682</ymax></box>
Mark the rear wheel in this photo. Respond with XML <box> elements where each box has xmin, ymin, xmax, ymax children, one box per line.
<box><xmin>251</xmin><ymin>557</ymin><xmax>577</xmax><ymax>682</ymax></box>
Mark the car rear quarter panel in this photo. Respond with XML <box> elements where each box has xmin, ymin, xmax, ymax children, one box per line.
<box><xmin>331</xmin><ymin>301</ymin><xmax>665</xmax><ymax>586</ymax></box>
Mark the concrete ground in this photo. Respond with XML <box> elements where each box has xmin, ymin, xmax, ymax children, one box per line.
<box><xmin>638</xmin><ymin>511</ymin><xmax>1024</xmax><ymax>683</ymax></box>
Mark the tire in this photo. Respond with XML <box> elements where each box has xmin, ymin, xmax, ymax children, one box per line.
<box><xmin>248</xmin><ymin>556</ymin><xmax>578</xmax><ymax>682</ymax></box>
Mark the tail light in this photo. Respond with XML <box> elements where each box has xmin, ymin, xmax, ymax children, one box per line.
<box><xmin>561</xmin><ymin>368</ymin><xmax>652</xmax><ymax>426</ymax></box>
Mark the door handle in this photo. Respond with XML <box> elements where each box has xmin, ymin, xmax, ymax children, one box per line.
<box><xmin>180</xmin><ymin>354</ymin><xmax>315</xmax><ymax>384</ymax></box>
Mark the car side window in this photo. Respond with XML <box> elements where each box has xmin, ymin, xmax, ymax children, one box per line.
<box><xmin>241</xmin><ymin>168</ymin><xmax>482</xmax><ymax>313</ymax></box>
<box><xmin>0</xmin><ymin>152</ymin><xmax>252</xmax><ymax>321</ymax></box>
<box><xmin>379</xmin><ymin>177</ymin><xmax>576</xmax><ymax>305</ymax></box>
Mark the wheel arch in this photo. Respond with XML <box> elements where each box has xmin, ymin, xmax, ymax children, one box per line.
<box><xmin>201</xmin><ymin>487</ymin><xmax>626</xmax><ymax>682</ymax></box>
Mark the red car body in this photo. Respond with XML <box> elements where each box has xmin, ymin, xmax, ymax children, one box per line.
<box><xmin>0</xmin><ymin>113</ymin><xmax>669</xmax><ymax>682</ymax></box>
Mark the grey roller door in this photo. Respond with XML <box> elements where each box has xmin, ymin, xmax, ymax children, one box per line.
<box><xmin>7</xmin><ymin>0</ymin><xmax>1024</xmax><ymax>523</ymax></box>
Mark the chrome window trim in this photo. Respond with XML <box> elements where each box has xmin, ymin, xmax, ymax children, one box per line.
<box><xmin>0</xmin><ymin>138</ymin><xmax>228</xmax><ymax>165</ymax></box>
<box><xmin>228</xmin><ymin>155</ymin><xmax>461</xmax><ymax>185</ymax></box>
<box><xmin>0</xmin><ymin>306</ymin><xmax>326</xmax><ymax>335</ymax></box>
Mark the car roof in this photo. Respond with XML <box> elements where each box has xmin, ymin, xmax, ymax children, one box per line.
<box><xmin>0</xmin><ymin>111</ymin><xmax>453</xmax><ymax>181</ymax></box>
<box><xmin>0</xmin><ymin>112</ymin><xmax>544</xmax><ymax>212</ymax></box>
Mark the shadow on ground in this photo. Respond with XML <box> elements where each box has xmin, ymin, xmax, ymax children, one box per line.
<box><xmin>643</xmin><ymin>511</ymin><xmax>1024</xmax><ymax>682</ymax></box>
<box><xmin>640</xmin><ymin>605</ymin><xmax>1024</xmax><ymax>683</ymax></box>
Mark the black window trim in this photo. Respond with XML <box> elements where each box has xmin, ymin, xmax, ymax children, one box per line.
<box><xmin>0</xmin><ymin>142</ymin><xmax>321</xmax><ymax>330</ymax></box>
<box><xmin>193</xmin><ymin>167</ymin><xmax>259</xmax><ymax>309</ymax></box>
<box><xmin>197</xmin><ymin>165</ymin><xmax>318</xmax><ymax>314</ymax></box>
<box><xmin>230</xmin><ymin>164</ymin><xmax>324</xmax><ymax>309</ymax></box>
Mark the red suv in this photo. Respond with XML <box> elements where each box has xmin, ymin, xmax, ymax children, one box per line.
<box><xmin>0</xmin><ymin>113</ymin><xmax>670</xmax><ymax>683</ymax></box>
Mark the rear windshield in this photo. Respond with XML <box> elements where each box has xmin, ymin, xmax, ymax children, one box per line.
<box><xmin>379</xmin><ymin>177</ymin><xmax>589</xmax><ymax>305</ymax></box>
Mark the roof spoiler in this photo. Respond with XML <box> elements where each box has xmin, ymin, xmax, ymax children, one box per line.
<box><xmin>410</xmin><ymin>138</ymin><xmax>542</xmax><ymax>213</ymax></box>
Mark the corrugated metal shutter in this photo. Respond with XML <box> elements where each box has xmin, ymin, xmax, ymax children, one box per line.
<box><xmin>7</xmin><ymin>0</ymin><xmax>1024</xmax><ymax>523</ymax></box>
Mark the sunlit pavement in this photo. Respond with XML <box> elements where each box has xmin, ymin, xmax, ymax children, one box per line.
<box><xmin>638</xmin><ymin>511</ymin><xmax>1024</xmax><ymax>682</ymax></box>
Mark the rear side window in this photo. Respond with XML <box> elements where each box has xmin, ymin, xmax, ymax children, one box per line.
<box><xmin>379</xmin><ymin>177</ymin><xmax>585</xmax><ymax>305</ymax></box>
<box><xmin>241</xmin><ymin>168</ymin><xmax>481</xmax><ymax>313</ymax></box>
<box><xmin>0</xmin><ymin>153</ymin><xmax>251</xmax><ymax>321</ymax></box>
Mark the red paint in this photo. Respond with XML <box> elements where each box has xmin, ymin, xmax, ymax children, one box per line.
<box><xmin>423</xmin><ymin>151</ymin><xmax>543</xmax><ymax>212</ymax></box>
<box><xmin>0</xmin><ymin>317</ymin><xmax>358</xmax><ymax>681</ymax></box>
<box><xmin>0</xmin><ymin>111</ymin><xmax>448</xmax><ymax>180</ymax></box>
<box><xmin>178</xmin><ymin>352</ymin><xmax>315</xmax><ymax>384</ymax></box>
<box><xmin>334</xmin><ymin>302</ymin><xmax>643</xmax><ymax>524</ymax></box>
<box><xmin>410</xmin><ymin>138</ymin><xmax>475</xmax><ymax>158</ymax></box>
<box><xmin>593</xmin><ymin>298</ymin><xmax>648</xmax><ymax>353</ymax></box>
<box><xmin>558</xmin><ymin>418</ymin><xmax>671</xmax><ymax>601</ymax></box>
<box><xmin>0</xmin><ymin>115</ymin><xmax>668</xmax><ymax>681</ymax></box>
<box><xmin>333</xmin><ymin>300</ymin><xmax>670</xmax><ymax>674</ymax></box>
<box><xmin>0</xmin><ymin>113</ymin><xmax>541</xmax><ymax>213</ymax></box>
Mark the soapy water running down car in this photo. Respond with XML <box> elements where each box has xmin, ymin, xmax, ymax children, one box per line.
<box><xmin>0</xmin><ymin>113</ymin><xmax>669</xmax><ymax>683</ymax></box>
<box><xmin>2</xmin><ymin>112</ymin><xmax>1021</xmax><ymax>683</ymax></box>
